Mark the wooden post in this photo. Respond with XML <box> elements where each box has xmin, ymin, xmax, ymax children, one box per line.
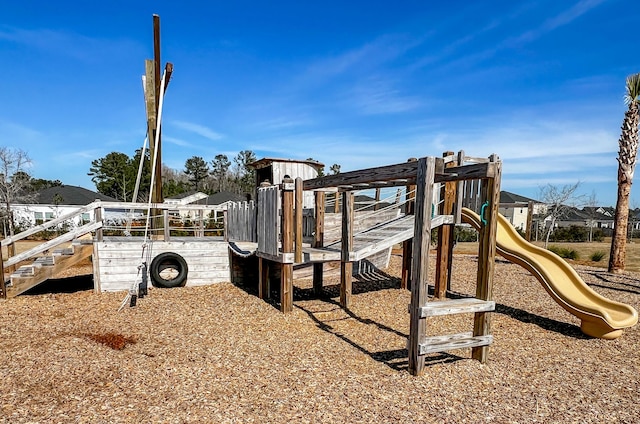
<box><xmin>472</xmin><ymin>155</ymin><xmax>501</xmax><ymax>363</ymax></box>
<box><xmin>152</xmin><ymin>15</ymin><xmax>163</xmax><ymax>207</ymax></box>
<box><xmin>334</xmin><ymin>191</ymin><xmax>340</xmax><ymax>214</ymax></box>
<box><xmin>313</xmin><ymin>191</ymin><xmax>325</xmax><ymax>295</ymax></box>
<box><xmin>163</xmin><ymin>210</ymin><xmax>170</xmax><ymax>242</ymax></box>
<box><xmin>281</xmin><ymin>177</ymin><xmax>294</xmax><ymax>313</ymax></box>
<box><xmin>259</xmin><ymin>257</ymin><xmax>270</xmax><ymax>300</ymax></box>
<box><xmin>340</xmin><ymin>191</ymin><xmax>354</xmax><ymax>309</ymax></box>
<box><xmin>374</xmin><ymin>188</ymin><xmax>381</xmax><ymax>211</ymax></box>
<box><xmin>408</xmin><ymin>157</ymin><xmax>436</xmax><ymax>376</ymax></box>
<box><xmin>525</xmin><ymin>200</ymin><xmax>534</xmax><ymax>242</ymax></box>
<box><xmin>435</xmin><ymin>151</ymin><xmax>456</xmax><ymax>298</ymax></box>
<box><xmin>0</xmin><ymin>244</ymin><xmax>5</xmax><ymax>299</ymax></box>
<box><xmin>401</xmin><ymin>158</ymin><xmax>417</xmax><ymax>289</ymax></box>
<box><xmin>294</xmin><ymin>177</ymin><xmax>303</xmax><ymax>263</ymax></box>
<box><xmin>94</xmin><ymin>204</ymin><xmax>103</xmax><ymax>242</ymax></box>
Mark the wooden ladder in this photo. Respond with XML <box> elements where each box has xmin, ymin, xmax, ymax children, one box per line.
<box><xmin>415</xmin><ymin>297</ymin><xmax>495</xmax><ymax>355</ymax></box>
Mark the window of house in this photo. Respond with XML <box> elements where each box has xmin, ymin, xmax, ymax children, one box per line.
<box><xmin>34</xmin><ymin>212</ymin><xmax>43</xmax><ymax>224</ymax></box>
<box><xmin>81</xmin><ymin>213</ymin><xmax>90</xmax><ymax>224</ymax></box>
<box><xmin>45</xmin><ymin>212</ymin><xmax>54</xmax><ymax>221</ymax></box>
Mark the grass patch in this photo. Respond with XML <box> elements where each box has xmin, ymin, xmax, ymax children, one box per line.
<box><xmin>590</xmin><ymin>251</ymin><xmax>606</xmax><ymax>262</ymax></box>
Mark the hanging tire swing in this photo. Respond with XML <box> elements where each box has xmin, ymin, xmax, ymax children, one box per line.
<box><xmin>150</xmin><ymin>252</ymin><xmax>188</xmax><ymax>288</ymax></box>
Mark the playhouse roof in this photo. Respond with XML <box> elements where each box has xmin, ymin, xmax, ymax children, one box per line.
<box><xmin>248</xmin><ymin>157</ymin><xmax>325</xmax><ymax>170</ymax></box>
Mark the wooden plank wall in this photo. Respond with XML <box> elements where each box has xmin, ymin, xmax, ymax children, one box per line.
<box><xmin>461</xmin><ymin>179</ymin><xmax>483</xmax><ymax>213</ymax></box>
<box><xmin>257</xmin><ymin>186</ymin><xmax>279</xmax><ymax>256</ymax></box>
<box><xmin>226</xmin><ymin>201</ymin><xmax>257</xmax><ymax>242</ymax></box>
<box><xmin>94</xmin><ymin>240</ymin><xmax>230</xmax><ymax>292</ymax></box>
<box><xmin>273</xmin><ymin>162</ymin><xmax>318</xmax><ymax>208</ymax></box>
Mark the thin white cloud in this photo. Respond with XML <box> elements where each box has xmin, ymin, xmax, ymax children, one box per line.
<box><xmin>0</xmin><ymin>25</ymin><xmax>142</xmax><ymax>62</ymax></box>
<box><xmin>349</xmin><ymin>77</ymin><xmax>421</xmax><ymax>115</ymax></box>
<box><xmin>169</xmin><ymin>120</ymin><xmax>224</xmax><ymax>141</ymax></box>
<box><xmin>0</xmin><ymin>119</ymin><xmax>42</xmax><ymax>140</ymax></box>
<box><xmin>301</xmin><ymin>33</ymin><xmax>425</xmax><ymax>84</ymax></box>
<box><xmin>508</xmin><ymin>0</ymin><xmax>608</xmax><ymax>46</ymax></box>
<box><xmin>163</xmin><ymin>136</ymin><xmax>194</xmax><ymax>147</ymax></box>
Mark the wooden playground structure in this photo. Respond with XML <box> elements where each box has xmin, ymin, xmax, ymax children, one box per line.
<box><xmin>227</xmin><ymin>150</ymin><xmax>502</xmax><ymax>376</ymax></box>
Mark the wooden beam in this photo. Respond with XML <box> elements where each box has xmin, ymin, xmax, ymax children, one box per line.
<box><xmin>294</xmin><ymin>178</ymin><xmax>303</xmax><ymax>263</ymax></box>
<box><xmin>401</xmin><ymin>158</ymin><xmax>417</xmax><ymax>290</ymax></box>
<box><xmin>472</xmin><ymin>155</ymin><xmax>501</xmax><ymax>363</ymax></box>
<box><xmin>313</xmin><ymin>191</ymin><xmax>325</xmax><ymax>295</ymax></box>
<box><xmin>435</xmin><ymin>151</ymin><xmax>456</xmax><ymax>298</ymax></box>
<box><xmin>259</xmin><ymin>257</ymin><xmax>269</xmax><ymax>299</ymax></box>
<box><xmin>435</xmin><ymin>162</ymin><xmax>495</xmax><ymax>183</ymax></box>
<box><xmin>340</xmin><ymin>191</ymin><xmax>354</xmax><ymax>309</ymax></box>
<box><xmin>0</xmin><ymin>244</ymin><xmax>5</xmax><ymax>298</ymax></box>
<box><xmin>304</xmin><ymin>160</ymin><xmax>422</xmax><ymax>190</ymax></box>
<box><xmin>281</xmin><ymin>177</ymin><xmax>294</xmax><ymax>313</ymax></box>
<box><xmin>408</xmin><ymin>157</ymin><xmax>436</xmax><ymax>376</ymax></box>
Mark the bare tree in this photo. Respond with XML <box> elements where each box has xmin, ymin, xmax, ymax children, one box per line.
<box><xmin>583</xmin><ymin>190</ymin><xmax>599</xmax><ymax>242</ymax></box>
<box><xmin>0</xmin><ymin>147</ymin><xmax>34</xmax><ymax>238</ymax></box>
<box><xmin>538</xmin><ymin>182</ymin><xmax>582</xmax><ymax>248</ymax></box>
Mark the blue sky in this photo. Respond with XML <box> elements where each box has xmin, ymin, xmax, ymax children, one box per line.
<box><xmin>0</xmin><ymin>0</ymin><xmax>638</xmax><ymax>206</ymax></box>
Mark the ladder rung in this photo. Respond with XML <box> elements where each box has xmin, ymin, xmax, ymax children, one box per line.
<box><xmin>419</xmin><ymin>298</ymin><xmax>495</xmax><ymax>317</ymax></box>
<box><xmin>419</xmin><ymin>333</ymin><xmax>493</xmax><ymax>355</ymax></box>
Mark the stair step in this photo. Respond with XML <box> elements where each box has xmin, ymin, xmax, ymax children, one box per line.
<box><xmin>11</xmin><ymin>265</ymin><xmax>35</xmax><ymax>278</ymax></box>
<box><xmin>419</xmin><ymin>297</ymin><xmax>495</xmax><ymax>318</ymax></box>
<box><xmin>53</xmin><ymin>247</ymin><xmax>74</xmax><ymax>256</ymax></box>
<box><xmin>34</xmin><ymin>256</ymin><xmax>55</xmax><ymax>266</ymax></box>
<box><xmin>73</xmin><ymin>238</ymin><xmax>94</xmax><ymax>245</ymax></box>
<box><xmin>418</xmin><ymin>332</ymin><xmax>493</xmax><ymax>355</ymax></box>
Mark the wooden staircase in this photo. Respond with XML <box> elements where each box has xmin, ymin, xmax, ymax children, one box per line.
<box><xmin>2</xmin><ymin>210</ymin><xmax>102</xmax><ymax>299</ymax></box>
<box><xmin>4</xmin><ymin>238</ymin><xmax>94</xmax><ymax>298</ymax></box>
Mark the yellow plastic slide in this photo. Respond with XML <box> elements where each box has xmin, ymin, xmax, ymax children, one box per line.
<box><xmin>461</xmin><ymin>208</ymin><xmax>638</xmax><ymax>339</ymax></box>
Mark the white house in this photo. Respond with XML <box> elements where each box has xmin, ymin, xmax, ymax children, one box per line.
<box><xmin>10</xmin><ymin>185</ymin><xmax>117</xmax><ymax>232</ymax></box>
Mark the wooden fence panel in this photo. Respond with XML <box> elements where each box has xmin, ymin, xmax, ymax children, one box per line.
<box><xmin>258</xmin><ymin>186</ymin><xmax>279</xmax><ymax>255</ymax></box>
<box><xmin>226</xmin><ymin>201</ymin><xmax>257</xmax><ymax>242</ymax></box>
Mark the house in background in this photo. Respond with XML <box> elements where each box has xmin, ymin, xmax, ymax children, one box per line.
<box><xmin>10</xmin><ymin>185</ymin><xmax>117</xmax><ymax>231</ymax></box>
<box><xmin>498</xmin><ymin>191</ymin><xmax>543</xmax><ymax>233</ymax></box>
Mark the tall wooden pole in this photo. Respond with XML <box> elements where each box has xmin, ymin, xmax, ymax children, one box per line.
<box><xmin>472</xmin><ymin>155</ymin><xmax>501</xmax><ymax>363</ymax></box>
<box><xmin>401</xmin><ymin>158</ymin><xmax>417</xmax><ymax>289</ymax></box>
<box><xmin>152</xmin><ymin>15</ymin><xmax>163</xmax><ymax>205</ymax></box>
<box><xmin>281</xmin><ymin>177</ymin><xmax>294</xmax><ymax>313</ymax></box>
<box><xmin>408</xmin><ymin>157</ymin><xmax>436</xmax><ymax>376</ymax></box>
<box><xmin>313</xmin><ymin>191</ymin><xmax>325</xmax><ymax>295</ymax></box>
<box><xmin>434</xmin><ymin>151</ymin><xmax>456</xmax><ymax>298</ymax></box>
<box><xmin>340</xmin><ymin>191</ymin><xmax>354</xmax><ymax>309</ymax></box>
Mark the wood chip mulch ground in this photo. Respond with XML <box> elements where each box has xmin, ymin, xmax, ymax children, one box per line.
<box><xmin>1</xmin><ymin>253</ymin><xmax>639</xmax><ymax>423</ymax></box>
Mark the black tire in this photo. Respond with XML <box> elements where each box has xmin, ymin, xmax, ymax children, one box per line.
<box><xmin>150</xmin><ymin>252</ymin><xmax>188</xmax><ymax>288</ymax></box>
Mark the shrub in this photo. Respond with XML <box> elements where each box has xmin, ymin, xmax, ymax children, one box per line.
<box><xmin>590</xmin><ymin>251</ymin><xmax>606</xmax><ymax>262</ymax></box>
<box><xmin>548</xmin><ymin>245</ymin><xmax>579</xmax><ymax>260</ymax></box>
<box><xmin>455</xmin><ymin>227</ymin><xmax>478</xmax><ymax>242</ymax></box>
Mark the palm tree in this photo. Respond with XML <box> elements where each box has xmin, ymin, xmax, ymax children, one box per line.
<box><xmin>609</xmin><ymin>73</ymin><xmax>640</xmax><ymax>273</ymax></box>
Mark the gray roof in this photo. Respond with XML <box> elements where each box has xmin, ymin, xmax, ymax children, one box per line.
<box><xmin>36</xmin><ymin>185</ymin><xmax>117</xmax><ymax>205</ymax></box>
<box><xmin>500</xmin><ymin>191</ymin><xmax>539</xmax><ymax>204</ymax></box>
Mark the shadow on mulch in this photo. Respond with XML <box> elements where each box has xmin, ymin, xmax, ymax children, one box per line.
<box><xmin>22</xmin><ymin>274</ymin><xmax>94</xmax><ymax>296</ymax></box>
<box><xmin>446</xmin><ymin>290</ymin><xmax>588</xmax><ymax>339</ymax></box>
<box><xmin>295</xmin><ymin>298</ymin><xmax>464</xmax><ymax>372</ymax></box>
<box><xmin>582</xmin><ymin>270</ymin><xmax>640</xmax><ymax>295</ymax></box>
